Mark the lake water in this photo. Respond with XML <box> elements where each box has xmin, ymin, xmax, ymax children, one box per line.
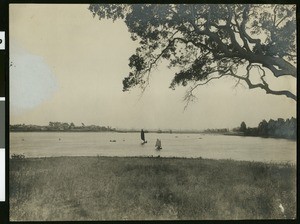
<box><xmin>10</xmin><ymin>132</ymin><xmax>296</xmax><ymax>164</ymax></box>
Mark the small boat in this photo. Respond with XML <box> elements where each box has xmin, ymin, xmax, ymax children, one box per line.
<box><xmin>141</xmin><ymin>129</ymin><xmax>147</xmax><ymax>144</ymax></box>
<box><xmin>155</xmin><ymin>139</ymin><xmax>162</xmax><ymax>150</ymax></box>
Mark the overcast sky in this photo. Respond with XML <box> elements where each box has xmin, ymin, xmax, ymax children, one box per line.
<box><xmin>9</xmin><ymin>4</ymin><xmax>296</xmax><ymax>130</ymax></box>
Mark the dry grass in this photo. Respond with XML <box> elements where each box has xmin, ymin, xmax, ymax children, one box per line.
<box><xmin>10</xmin><ymin>156</ymin><xmax>296</xmax><ymax>221</ymax></box>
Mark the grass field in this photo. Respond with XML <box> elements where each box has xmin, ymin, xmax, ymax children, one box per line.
<box><xmin>10</xmin><ymin>156</ymin><xmax>296</xmax><ymax>221</ymax></box>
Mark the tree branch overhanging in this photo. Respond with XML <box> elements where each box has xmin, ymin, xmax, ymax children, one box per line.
<box><xmin>90</xmin><ymin>4</ymin><xmax>297</xmax><ymax>102</ymax></box>
<box><xmin>228</xmin><ymin>65</ymin><xmax>296</xmax><ymax>101</ymax></box>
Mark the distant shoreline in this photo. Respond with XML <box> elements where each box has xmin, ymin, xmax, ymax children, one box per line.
<box><xmin>9</xmin><ymin>130</ymin><xmax>205</xmax><ymax>134</ymax></box>
<box><xmin>10</xmin><ymin>155</ymin><xmax>296</xmax><ymax>165</ymax></box>
<box><xmin>223</xmin><ymin>132</ymin><xmax>296</xmax><ymax>141</ymax></box>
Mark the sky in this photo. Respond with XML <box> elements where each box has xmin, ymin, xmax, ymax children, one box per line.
<box><xmin>9</xmin><ymin>4</ymin><xmax>296</xmax><ymax>130</ymax></box>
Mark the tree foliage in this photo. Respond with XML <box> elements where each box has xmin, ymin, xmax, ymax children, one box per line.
<box><xmin>240</xmin><ymin>117</ymin><xmax>296</xmax><ymax>139</ymax></box>
<box><xmin>89</xmin><ymin>4</ymin><xmax>296</xmax><ymax>101</ymax></box>
<box><xmin>240</xmin><ymin>121</ymin><xmax>247</xmax><ymax>133</ymax></box>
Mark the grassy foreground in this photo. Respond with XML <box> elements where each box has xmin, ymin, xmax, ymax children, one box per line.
<box><xmin>10</xmin><ymin>156</ymin><xmax>296</xmax><ymax>221</ymax></box>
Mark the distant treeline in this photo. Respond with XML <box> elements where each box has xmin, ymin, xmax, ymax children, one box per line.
<box><xmin>236</xmin><ymin>117</ymin><xmax>296</xmax><ymax>140</ymax></box>
<box><xmin>10</xmin><ymin>118</ymin><xmax>296</xmax><ymax>140</ymax></box>
<box><xmin>10</xmin><ymin>123</ymin><xmax>203</xmax><ymax>134</ymax></box>
<box><xmin>10</xmin><ymin>122</ymin><xmax>116</xmax><ymax>132</ymax></box>
<box><xmin>202</xmin><ymin>128</ymin><xmax>229</xmax><ymax>134</ymax></box>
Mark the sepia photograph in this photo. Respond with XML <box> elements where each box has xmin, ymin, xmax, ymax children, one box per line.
<box><xmin>9</xmin><ymin>4</ymin><xmax>296</xmax><ymax>221</ymax></box>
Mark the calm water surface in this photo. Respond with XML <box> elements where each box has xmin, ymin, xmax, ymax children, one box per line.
<box><xmin>10</xmin><ymin>132</ymin><xmax>296</xmax><ymax>163</ymax></box>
